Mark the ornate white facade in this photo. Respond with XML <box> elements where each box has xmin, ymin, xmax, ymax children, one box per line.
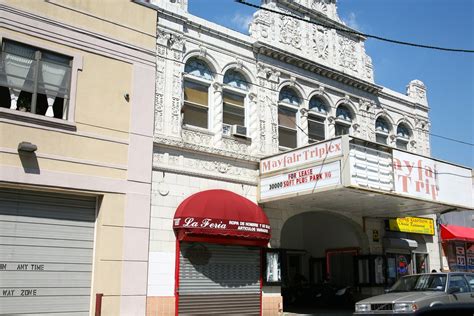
<box><xmin>146</xmin><ymin>0</ymin><xmax>434</xmax><ymax>313</ymax></box>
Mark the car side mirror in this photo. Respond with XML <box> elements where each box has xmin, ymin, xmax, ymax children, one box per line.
<box><xmin>384</xmin><ymin>288</ymin><xmax>392</xmax><ymax>293</ymax></box>
<box><xmin>448</xmin><ymin>286</ymin><xmax>460</xmax><ymax>294</ymax></box>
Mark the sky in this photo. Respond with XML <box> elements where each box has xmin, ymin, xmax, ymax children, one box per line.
<box><xmin>188</xmin><ymin>0</ymin><xmax>474</xmax><ymax>168</ymax></box>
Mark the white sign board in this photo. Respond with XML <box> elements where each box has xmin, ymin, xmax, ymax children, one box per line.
<box><xmin>260</xmin><ymin>161</ymin><xmax>341</xmax><ymax>201</ymax></box>
<box><xmin>393</xmin><ymin>150</ymin><xmax>472</xmax><ymax>208</ymax></box>
<box><xmin>260</xmin><ymin>138</ymin><xmax>342</xmax><ymax>175</ymax></box>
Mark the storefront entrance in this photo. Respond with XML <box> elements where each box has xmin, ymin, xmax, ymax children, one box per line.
<box><xmin>172</xmin><ymin>189</ymin><xmax>271</xmax><ymax>315</ymax></box>
<box><xmin>279</xmin><ymin>211</ymin><xmax>368</xmax><ymax>311</ymax></box>
<box><xmin>178</xmin><ymin>242</ymin><xmax>261</xmax><ymax>315</ymax></box>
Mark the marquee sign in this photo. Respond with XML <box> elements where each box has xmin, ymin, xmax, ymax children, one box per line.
<box><xmin>260</xmin><ymin>161</ymin><xmax>341</xmax><ymax>201</ymax></box>
<box><xmin>260</xmin><ymin>138</ymin><xmax>342</xmax><ymax>175</ymax></box>
<box><xmin>393</xmin><ymin>150</ymin><xmax>472</xmax><ymax>208</ymax></box>
<box><xmin>387</xmin><ymin>217</ymin><xmax>435</xmax><ymax>235</ymax></box>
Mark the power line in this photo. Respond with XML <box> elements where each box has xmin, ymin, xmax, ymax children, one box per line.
<box><xmin>429</xmin><ymin>133</ymin><xmax>474</xmax><ymax>146</ymax></box>
<box><xmin>235</xmin><ymin>0</ymin><xmax>474</xmax><ymax>53</ymax></box>
<box><xmin>155</xmin><ymin>33</ymin><xmax>473</xmax><ymax>149</ymax></box>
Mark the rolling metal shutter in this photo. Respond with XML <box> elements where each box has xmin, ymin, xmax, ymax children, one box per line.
<box><xmin>0</xmin><ymin>189</ymin><xmax>96</xmax><ymax>315</ymax></box>
<box><xmin>179</xmin><ymin>242</ymin><xmax>261</xmax><ymax>315</ymax></box>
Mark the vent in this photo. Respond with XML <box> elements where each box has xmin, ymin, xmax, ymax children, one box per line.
<box><xmin>231</xmin><ymin>125</ymin><xmax>247</xmax><ymax>138</ymax></box>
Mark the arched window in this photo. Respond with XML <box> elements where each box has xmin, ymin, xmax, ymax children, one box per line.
<box><xmin>278</xmin><ymin>86</ymin><xmax>301</xmax><ymax>149</ymax></box>
<box><xmin>279</xmin><ymin>86</ymin><xmax>301</xmax><ymax>106</ymax></box>
<box><xmin>375</xmin><ymin>117</ymin><xmax>391</xmax><ymax>144</ymax></box>
<box><xmin>222</xmin><ymin>69</ymin><xmax>249</xmax><ymax>135</ymax></box>
<box><xmin>396</xmin><ymin>123</ymin><xmax>411</xmax><ymax>150</ymax></box>
<box><xmin>335</xmin><ymin>105</ymin><xmax>353</xmax><ymax>136</ymax></box>
<box><xmin>223</xmin><ymin>69</ymin><xmax>249</xmax><ymax>90</ymax></box>
<box><xmin>182</xmin><ymin>57</ymin><xmax>213</xmax><ymax>129</ymax></box>
<box><xmin>184</xmin><ymin>57</ymin><xmax>213</xmax><ymax>80</ymax></box>
<box><xmin>308</xmin><ymin>96</ymin><xmax>327</xmax><ymax>143</ymax></box>
<box><xmin>309</xmin><ymin>97</ymin><xmax>327</xmax><ymax>114</ymax></box>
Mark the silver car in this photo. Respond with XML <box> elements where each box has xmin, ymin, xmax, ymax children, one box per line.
<box><xmin>354</xmin><ymin>272</ymin><xmax>474</xmax><ymax>315</ymax></box>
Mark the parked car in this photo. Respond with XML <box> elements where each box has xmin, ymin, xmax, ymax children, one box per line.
<box><xmin>354</xmin><ymin>272</ymin><xmax>474</xmax><ymax>315</ymax></box>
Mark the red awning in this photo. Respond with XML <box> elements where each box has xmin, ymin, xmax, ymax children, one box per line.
<box><xmin>440</xmin><ymin>224</ymin><xmax>474</xmax><ymax>242</ymax></box>
<box><xmin>173</xmin><ymin>189</ymin><xmax>271</xmax><ymax>246</ymax></box>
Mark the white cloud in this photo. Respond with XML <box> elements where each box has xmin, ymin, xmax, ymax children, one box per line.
<box><xmin>343</xmin><ymin>12</ymin><xmax>360</xmax><ymax>31</ymax></box>
<box><xmin>231</xmin><ymin>12</ymin><xmax>253</xmax><ymax>33</ymax></box>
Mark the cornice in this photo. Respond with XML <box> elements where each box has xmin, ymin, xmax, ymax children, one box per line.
<box><xmin>378</xmin><ymin>90</ymin><xmax>429</xmax><ymax>112</ymax></box>
<box><xmin>155</xmin><ymin>7</ymin><xmax>254</xmax><ymax>51</ymax></box>
<box><xmin>254</xmin><ymin>42</ymin><xmax>381</xmax><ymax>95</ymax></box>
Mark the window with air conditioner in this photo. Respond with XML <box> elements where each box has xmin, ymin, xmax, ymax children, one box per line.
<box><xmin>0</xmin><ymin>39</ymin><xmax>72</xmax><ymax>119</ymax></box>
<box><xmin>223</xmin><ymin>69</ymin><xmax>248</xmax><ymax>137</ymax></box>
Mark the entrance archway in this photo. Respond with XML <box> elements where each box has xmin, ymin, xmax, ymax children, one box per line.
<box><xmin>279</xmin><ymin>211</ymin><xmax>368</xmax><ymax>311</ymax></box>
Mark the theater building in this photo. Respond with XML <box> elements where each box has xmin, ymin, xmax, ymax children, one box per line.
<box><xmin>145</xmin><ymin>0</ymin><xmax>473</xmax><ymax>315</ymax></box>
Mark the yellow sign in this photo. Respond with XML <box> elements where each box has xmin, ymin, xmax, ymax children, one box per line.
<box><xmin>388</xmin><ymin>217</ymin><xmax>435</xmax><ymax>235</ymax></box>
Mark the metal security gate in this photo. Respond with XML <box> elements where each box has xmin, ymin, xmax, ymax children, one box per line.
<box><xmin>0</xmin><ymin>189</ymin><xmax>96</xmax><ymax>315</ymax></box>
<box><xmin>178</xmin><ymin>242</ymin><xmax>261</xmax><ymax>315</ymax></box>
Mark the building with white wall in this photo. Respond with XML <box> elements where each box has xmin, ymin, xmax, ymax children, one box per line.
<box><xmin>145</xmin><ymin>0</ymin><xmax>473</xmax><ymax>315</ymax></box>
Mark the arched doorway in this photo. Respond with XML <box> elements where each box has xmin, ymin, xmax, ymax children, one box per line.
<box><xmin>279</xmin><ymin>211</ymin><xmax>368</xmax><ymax>311</ymax></box>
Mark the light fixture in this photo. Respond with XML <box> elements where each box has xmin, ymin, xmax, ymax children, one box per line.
<box><xmin>18</xmin><ymin>142</ymin><xmax>37</xmax><ymax>153</ymax></box>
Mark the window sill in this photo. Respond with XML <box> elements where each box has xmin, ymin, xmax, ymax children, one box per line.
<box><xmin>0</xmin><ymin>108</ymin><xmax>76</xmax><ymax>131</ymax></box>
<box><xmin>222</xmin><ymin>134</ymin><xmax>252</xmax><ymax>143</ymax></box>
<box><xmin>182</xmin><ymin>125</ymin><xmax>214</xmax><ymax>135</ymax></box>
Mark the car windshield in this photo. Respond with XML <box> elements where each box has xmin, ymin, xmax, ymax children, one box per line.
<box><xmin>389</xmin><ymin>274</ymin><xmax>447</xmax><ymax>292</ymax></box>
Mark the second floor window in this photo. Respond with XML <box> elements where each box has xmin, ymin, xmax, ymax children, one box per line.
<box><xmin>0</xmin><ymin>40</ymin><xmax>72</xmax><ymax>119</ymax></box>
<box><xmin>182</xmin><ymin>57</ymin><xmax>213</xmax><ymax>129</ymax></box>
<box><xmin>375</xmin><ymin>117</ymin><xmax>391</xmax><ymax>145</ymax></box>
<box><xmin>335</xmin><ymin>105</ymin><xmax>353</xmax><ymax>136</ymax></box>
<box><xmin>223</xmin><ymin>70</ymin><xmax>248</xmax><ymax>135</ymax></box>
<box><xmin>223</xmin><ymin>91</ymin><xmax>245</xmax><ymax>126</ymax></box>
<box><xmin>396</xmin><ymin>123</ymin><xmax>411</xmax><ymax>150</ymax></box>
<box><xmin>308</xmin><ymin>97</ymin><xmax>327</xmax><ymax>143</ymax></box>
<box><xmin>278</xmin><ymin>86</ymin><xmax>301</xmax><ymax>149</ymax></box>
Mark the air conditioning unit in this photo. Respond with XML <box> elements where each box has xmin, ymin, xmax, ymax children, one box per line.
<box><xmin>231</xmin><ymin>124</ymin><xmax>247</xmax><ymax>138</ymax></box>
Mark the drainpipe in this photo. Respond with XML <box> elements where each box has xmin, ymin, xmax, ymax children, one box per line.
<box><xmin>436</xmin><ymin>214</ymin><xmax>444</xmax><ymax>271</ymax></box>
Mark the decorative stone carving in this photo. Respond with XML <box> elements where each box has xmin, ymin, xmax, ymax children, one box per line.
<box><xmin>310</xmin><ymin>0</ymin><xmax>329</xmax><ymax>14</ymax></box>
<box><xmin>152</xmin><ymin>152</ymin><xmax>258</xmax><ymax>184</ymax></box>
<box><xmin>154</xmin><ymin>134</ymin><xmax>259</xmax><ymax>163</ymax></box>
<box><xmin>406</xmin><ymin>80</ymin><xmax>428</xmax><ymax>105</ymax></box>
<box><xmin>338</xmin><ymin>36</ymin><xmax>358</xmax><ymax>72</ymax></box>
<box><xmin>235</xmin><ymin>58</ymin><xmax>244</xmax><ymax>69</ymax></box>
<box><xmin>171</xmin><ymin>97</ymin><xmax>181</xmax><ymax>134</ymax></box>
<box><xmin>364</xmin><ymin>55</ymin><xmax>373</xmax><ymax>80</ymax></box>
<box><xmin>312</xmin><ymin>25</ymin><xmax>329</xmax><ymax>60</ymax></box>
<box><xmin>157</xmin><ymin>28</ymin><xmax>171</xmax><ymax>47</ymax></box>
<box><xmin>154</xmin><ymin>94</ymin><xmax>164</xmax><ymax>133</ymax></box>
<box><xmin>182</xmin><ymin>129</ymin><xmax>212</xmax><ymax>147</ymax></box>
<box><xmin>289</xmin><ymin>76</ymin><xmax>297</xmax><ymax>86</ymax></box>
<box><xmin>250</xmin><ymin>9</ymin><xmax>274</xmax><ymax>39</ymax></box>
<box><xmin>199</xmin><ymin>45</ymin><xmax>207</xmax><ymax>57</ymax></box>
<box><xmin>154</xmin><ymin>56</ymin><xmax>166</xmax><ymax>133</ymax></box>
<box><xmin>222</xmin><ymin>138</ymin><xmax>250</xmax><ymax>155</ymax></box>
<box><xmin>279</xmin><ymin>16</ymin><xmax>302</xmax><ymax>49</ymax></box>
